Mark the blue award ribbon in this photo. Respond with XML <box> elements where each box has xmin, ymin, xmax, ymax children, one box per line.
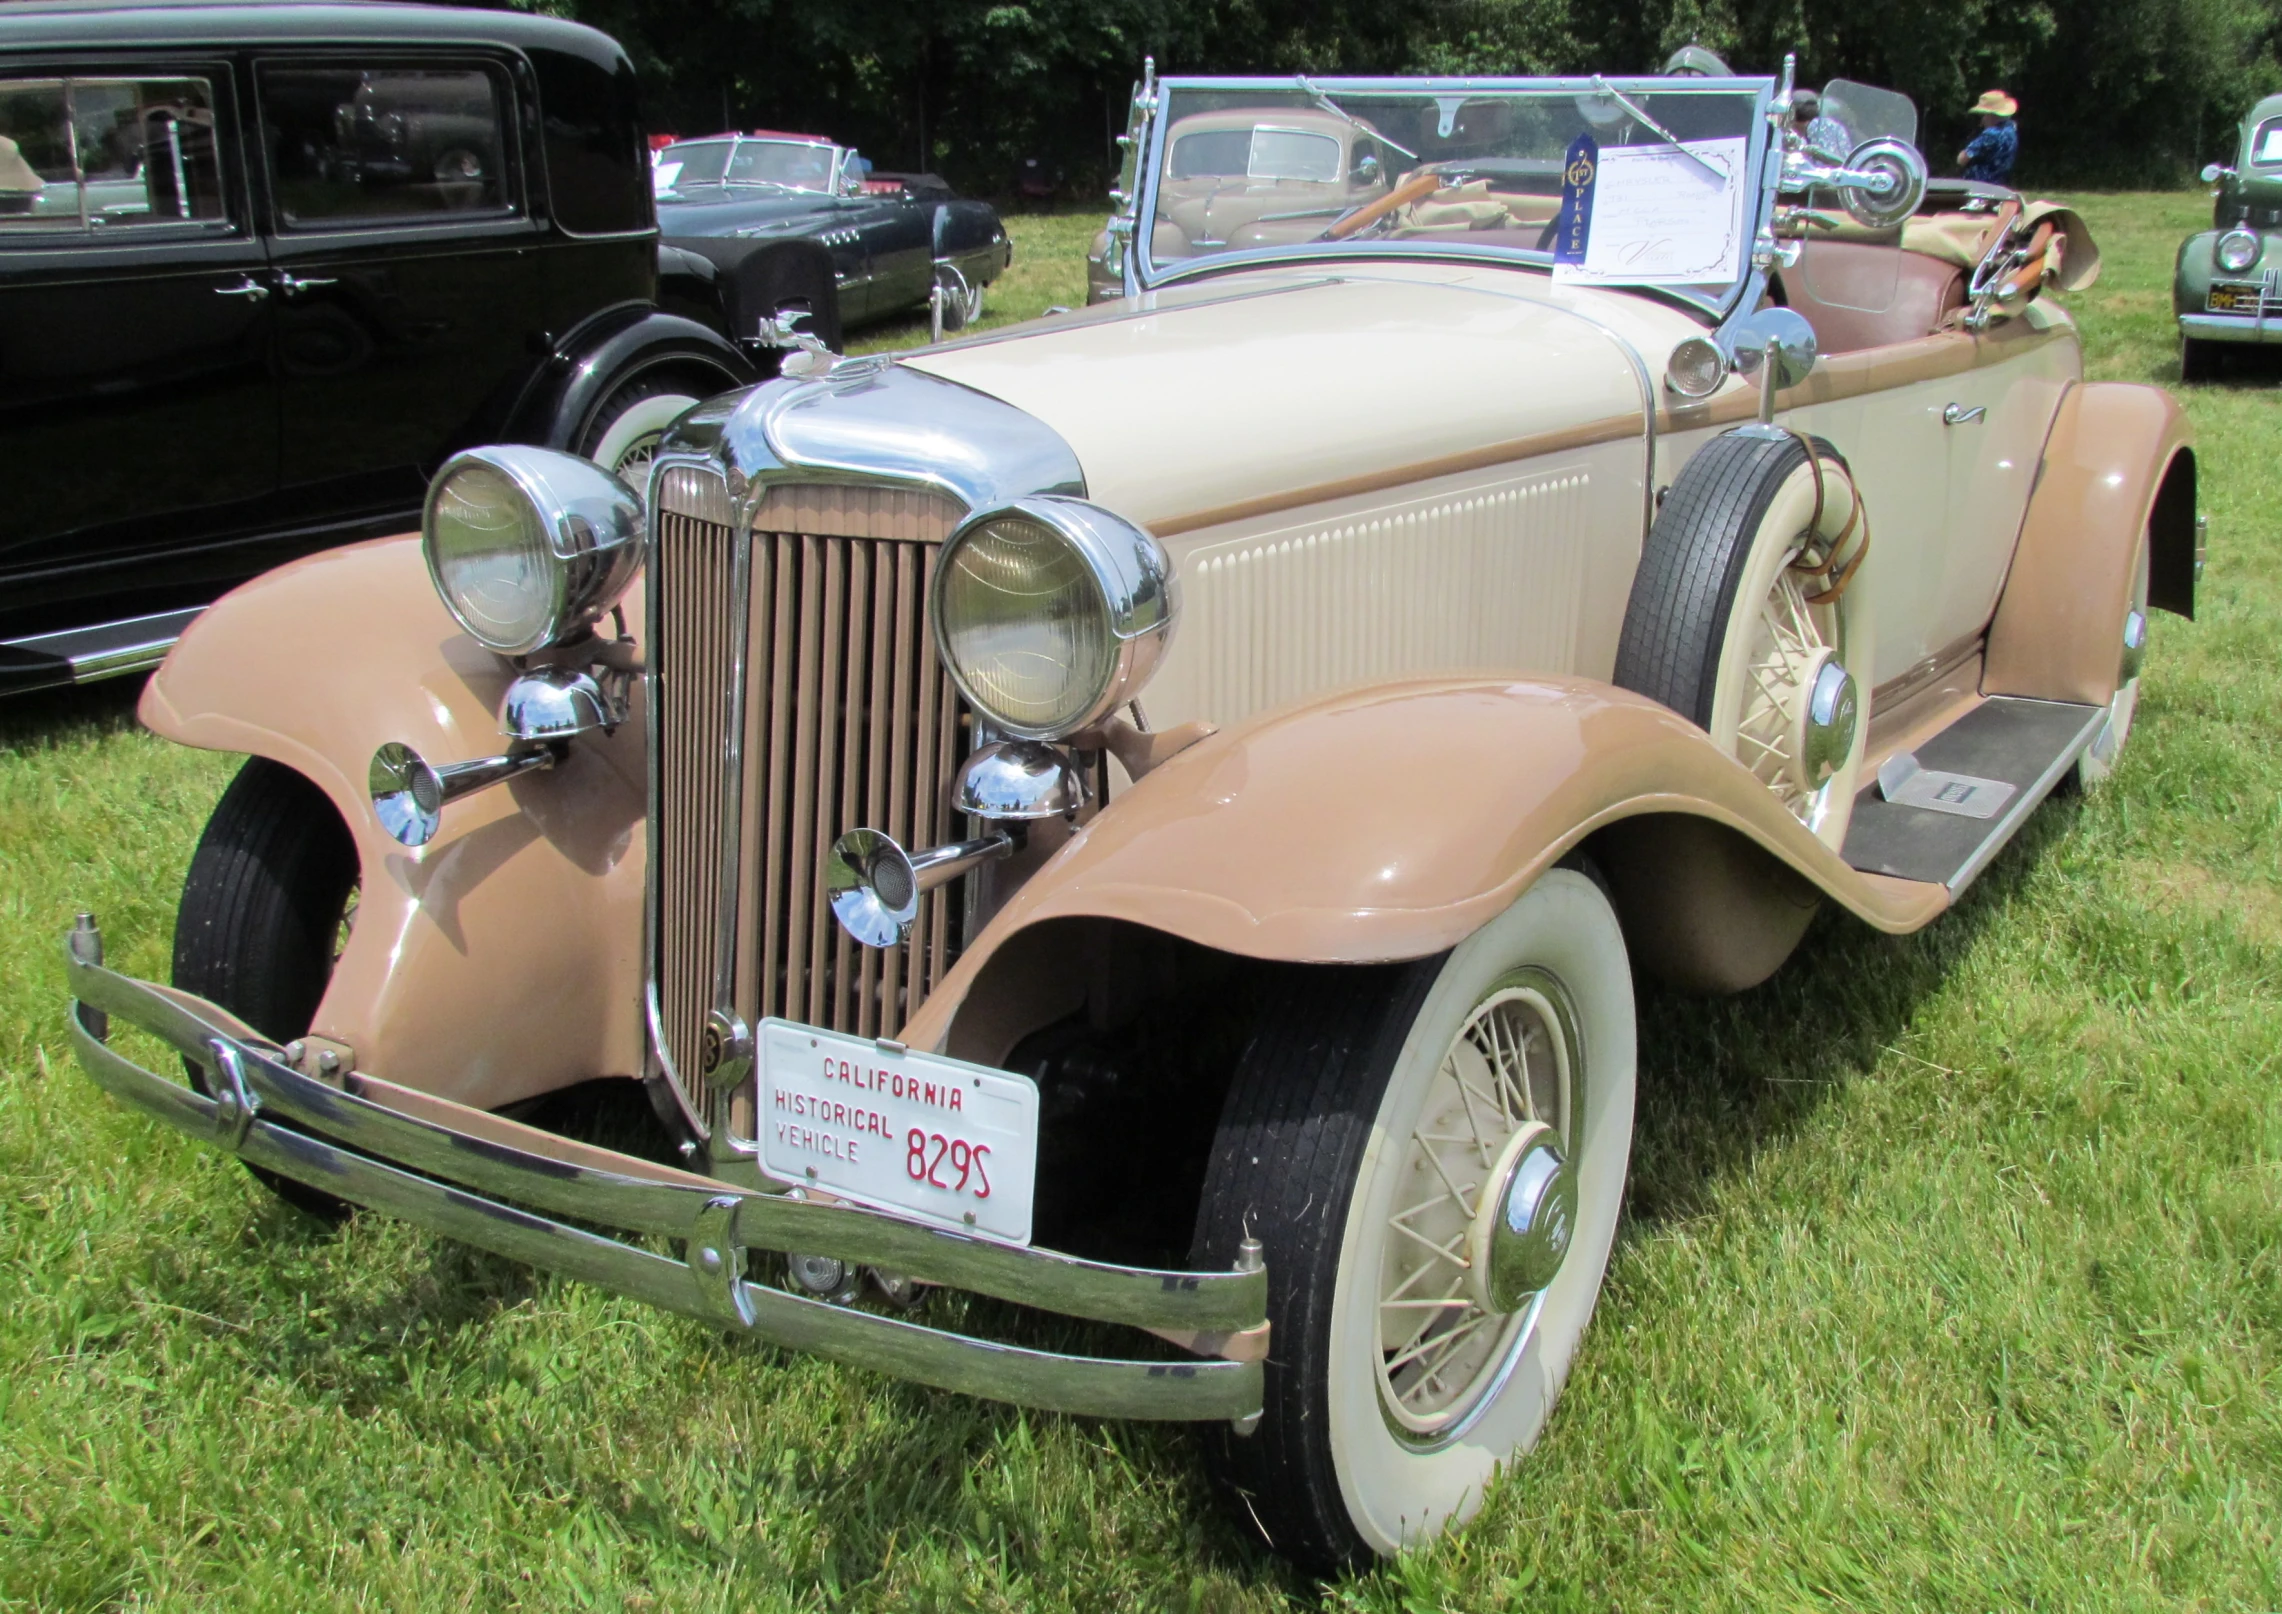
<box><xmin>1552</xmin><ymin>133</ymin><xmax>1598</xmax><ymax>265</ymax></box>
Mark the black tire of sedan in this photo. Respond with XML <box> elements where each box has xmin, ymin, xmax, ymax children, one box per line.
<box><xmin>173</xmin><ymin>759</ymin><xmax>360</xmax><ymax>1220</ymax></box>
<box><xmin>1191</xmin><ymin>869</ymin><xmax>1636</xmax><ymax>1573</ymax></box>
<box><xmin>2180</xmin><ymin>335</ymin><xmax>2221</xmax><ymax>383</ymax></box>
<box><xmin>1614</xmin><ymin>428</ymin><xmax>1872</xmax><ymax>849</ymax></box>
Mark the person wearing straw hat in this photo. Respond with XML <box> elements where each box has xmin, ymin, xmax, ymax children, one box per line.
<box><xmin>0</xmin><ymin>133</ymin><xmax>45</xmax><ymax>216</ymax></box>
<box><xmin>1957</xmin><ymin>89</ymin><xmax>2019</xmax><ymax>185</ymax></box>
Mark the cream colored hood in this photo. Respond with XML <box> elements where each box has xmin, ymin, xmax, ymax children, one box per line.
<box><xmin>903</xmin><ymin>268</ymin><xmax>1680</xmax><ymax>530</ymax></box>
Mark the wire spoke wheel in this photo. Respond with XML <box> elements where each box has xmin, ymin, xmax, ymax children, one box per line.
<box><xmin>1724</xmin><ymin>552</ymin><xmax>1851</xmax><ymax>834</ymax></box>
<box><xmin>1377</xmin><ymin>974</ymin><xmax>1574</xmax><ymax>1440</ymax></box>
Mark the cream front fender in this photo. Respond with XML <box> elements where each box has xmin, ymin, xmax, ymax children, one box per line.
<box><xmin>140</xmin><ymin>534</ymin><xmax>649</xmax><ymax>1108</ymax></box>
<box><xmin>902</xmin><ymin>676</ymin><xmax>1950</xmax><ymax>1057</ymax></box>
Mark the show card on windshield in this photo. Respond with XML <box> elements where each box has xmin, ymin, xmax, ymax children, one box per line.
<box><xmin>1551</xmin><ymin>136</ymin><xmax>1747</xmax><ymax>288</ymax></box>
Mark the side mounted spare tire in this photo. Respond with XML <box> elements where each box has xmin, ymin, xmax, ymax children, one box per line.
<box><xmin>1613</xmin><ymin>428</ymin><xmax>1873</xmax><ymax>850</ymax></box>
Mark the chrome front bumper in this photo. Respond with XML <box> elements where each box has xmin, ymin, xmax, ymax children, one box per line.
<box><xmin>2178</xmin><ymin>311</ymin><xmax>2282</xmax><ymax>343</ymax></box>
<box><xmin>63</xmin><ymin>921</ymin><xmax>1265</xmax><ymax>1424</ymax></box>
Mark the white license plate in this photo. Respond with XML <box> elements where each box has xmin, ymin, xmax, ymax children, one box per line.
<box><xmin>756</xmin><ymin>1019</ymin><xmax>1040</xmax><ymax>1245</ymax></box>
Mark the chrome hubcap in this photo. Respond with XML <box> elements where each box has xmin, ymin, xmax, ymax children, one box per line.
<box><xmin>2120</xmin><ymin>608</ymin><xmax>2148</xmax><ymax>683</ymax></box>
<box><xmin>1791</xmin><ymin>652</ymin><xmax>1859</xmax><ymax>791</ymax></box>
<box><xmin>1467</xmin><ymin>1120</ymin><xmax>1577</xmax><ymax>1313</ymax></box>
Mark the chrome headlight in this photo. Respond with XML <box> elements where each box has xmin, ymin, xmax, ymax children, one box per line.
<box><xmin>2217</xmin><ymin>228</ymin><xmax>2261</xmax><ymax>273</ymax></box>
<box><xmin>931</xmin><ymin>497</ymin><xmax>1176</xmax><ymax>741</ymax></box>
<box><xmin>422</xmin><ymin>446</ymin><xmax>643</xmax><ymax>657</ymax></box>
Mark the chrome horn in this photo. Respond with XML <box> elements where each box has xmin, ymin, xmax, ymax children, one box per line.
<box><xmin>369</xmin><ymin>741</ymin><xmax>556</xmax><ymax>849</ymax></box>
<box><xmin>826</xmin><ymin>827</ymin><xmax>1016</xmax><ymax>948</ymax></box>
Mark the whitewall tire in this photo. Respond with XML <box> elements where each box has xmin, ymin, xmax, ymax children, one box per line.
<box><xmin>1193</xmin><ymin>868</ymin><xmax>1636</xmax><ymax>1571</ymax></box>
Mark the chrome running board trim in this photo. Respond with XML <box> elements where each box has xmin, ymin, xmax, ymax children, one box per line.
<box><xmin>0</xmin><ymin>606</ymin><xmax>203</xmax><ymax>694</ymax></box>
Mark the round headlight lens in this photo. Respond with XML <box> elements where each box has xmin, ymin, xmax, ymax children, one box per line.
<box><xmin>2217</xmin><ymin>228</ymin><xmax>2261</xmax><ymax>272</ymax></box>
<box><xmin>422</xmin><ymin>447</ymin><xmax>642</xmax><ymax>657</ymax></box>
<box><xmin>938</xmin><ymin>514</ymin><xmax>1119</xmax><ymax>737</ymax></box>
<box><xmin>933</xmin><ymin>499</ymin><xmax>1174</xmax><ymax>741</ymax></box>
<box><xmin>427</xmin><ymin>460</ymin><xmax>561</xmax><ymax>654</ymax></box>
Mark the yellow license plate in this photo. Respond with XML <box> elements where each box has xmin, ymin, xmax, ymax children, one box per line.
<box><xmin>2209</xmin><ymin>286</ymin><xmax>2255</xmax><ymax>311</ymax></box>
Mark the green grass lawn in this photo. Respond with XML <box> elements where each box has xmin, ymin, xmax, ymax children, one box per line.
<box><xmin>3</xmin><ymin>195</ymin><xmax>2278</xmax><ymax>1611</ymax></box>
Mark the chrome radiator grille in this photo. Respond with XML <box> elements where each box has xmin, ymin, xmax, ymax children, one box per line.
<box><xmin>651</xmin><ymin>469</ymin><xmax>968</xmax><ymax>1104</ymax></box>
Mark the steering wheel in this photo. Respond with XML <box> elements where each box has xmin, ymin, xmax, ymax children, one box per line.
<box><xmin>1319</xmin><ymin>171</ymin><xmax>1446</xmax><ymax>241</ymax></box>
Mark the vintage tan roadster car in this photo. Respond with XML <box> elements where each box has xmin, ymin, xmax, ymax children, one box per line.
<box><xmin>68</xmin><ymin>62</ymin><xmax>2197</xmax><ymax>1574</ymax></box>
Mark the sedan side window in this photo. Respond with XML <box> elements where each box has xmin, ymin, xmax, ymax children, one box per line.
<box><xmin>259</xmin><ymin>63</ymin><xmax>515</xmax><ymax>227</ymax></box>
<box><xmin>0</xmin><ymin>75</ymin><xmax>229</xmax><ymax>235</ymax></box>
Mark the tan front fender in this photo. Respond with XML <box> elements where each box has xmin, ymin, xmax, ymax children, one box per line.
<box><xmin>900</xmin><ymin>676</ymin><xmax>1948</xmax><ymax>1056</ymax></box>
<box><xmin>140</xmin><ymin>535</ymin><xmax>649</xmax><ymax>1108</ymax></box>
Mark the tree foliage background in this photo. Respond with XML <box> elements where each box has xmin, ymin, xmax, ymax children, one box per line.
<box><xmin>499</xmin><ymin>0</ymin><xmax>2282</xmax><ymax>192</ymax></box>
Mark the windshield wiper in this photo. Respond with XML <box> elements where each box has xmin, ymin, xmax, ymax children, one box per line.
<box><xmin>1295</xmin><ymin>76</ymin><xmax>1421</xmax><ymax>161</ymax></box>
<box><xmin>1590</xmin><ymin>76</ymin><xmax>1723</xmax><ymax>177</ymax></box>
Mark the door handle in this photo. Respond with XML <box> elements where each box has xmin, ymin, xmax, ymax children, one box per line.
<box><xmin>214</xmin><ymin>276</ymin><xmax>269</xmax><ymax>301</ymax></box>
<box><xmin>276</xmin><ymin>271</ymin><xmax>337</xmax><ymax>296</ymax></box>
<box><xmin>1942</xmin><ymin>403</ymin><xmax>1986</xmax><ymax>426</ymax></box>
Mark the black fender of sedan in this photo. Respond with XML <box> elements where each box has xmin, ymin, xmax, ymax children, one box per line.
<box><xmin>658</xmin><ymin>228</ymin><xmax>846</xmax><ymax>352</ymax></box>
<box><xmin>502</xmin><ymin>302</ymin><xmax>754</xmax><ymax>455</ymax></box>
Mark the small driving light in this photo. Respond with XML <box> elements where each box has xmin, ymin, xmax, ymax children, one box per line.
<box><xmin>423</xmin><ymin>446</ymin><xmax>642</xmax><ymax>657</ymax></box>
<box><xmin>932</xmin><ymin>497</ymin><xmax>1176</xmax><ymax>741</ymax></box>
<box><xmin>2217</xmin><ymin>228</ymin><xmax>2262</xmax><ymax>273</ymax></box>
<box><xmin>1664</xmin><ymin>336</ymin><xmax>1727</xmax><ymax>399</ymax></box>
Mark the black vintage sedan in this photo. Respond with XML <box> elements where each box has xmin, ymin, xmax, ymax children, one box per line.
<box><xmin>652</xmin><ymin>132</ymin><xmax>1011</xmax><ymax>357</ymax></box>
<box><xmin>0</xmin><ymin>0</ymin><xmax>753</xmax><ymax>695</ymax></box>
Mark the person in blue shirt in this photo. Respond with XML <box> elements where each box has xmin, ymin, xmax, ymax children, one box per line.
<box><xmin>1958</xmin><ymin>90</ymin><xmax>2019</xmax><ymax>185</ymax></box>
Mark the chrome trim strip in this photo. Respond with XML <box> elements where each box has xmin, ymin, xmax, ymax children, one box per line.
<box><xmin>1</xmin><ymin>605</ymin><xmax>204</xmax><ymax>686</ymax></box>
<box><xmin>64</xmin><ymin>942</ymin><xmax>1266</xmax><ymax>1422</ymax></box>
<box><xmin>1944</xmin><ymin>699</ymin><xmax>2106</xmax><ymax>897</ymax></box>
<box><xmin>709</xmin><ymin>528</ymin><xmax>756</xmax><ymax>1022</ymax></box>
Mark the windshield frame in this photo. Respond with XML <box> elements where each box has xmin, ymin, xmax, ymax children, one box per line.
<box><xmin>1132</xmin><ymin>74</ymin><xmax>1782</xmax><ymax>320</ymax></box>
<box><xmin>2248</xmin><ymin>116</ymin><xmax>2282</xmax><ymax>168</ymax></box>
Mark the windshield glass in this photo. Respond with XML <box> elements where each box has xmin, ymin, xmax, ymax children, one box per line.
<box><xmin>655</xmin><ymin>138</ymin><xmax>839</xmax><ymax>193</ymax></box>
<box><xmin>1142</xmin><ymin>77</ymin><xmax>1770</xmax><ymax>309</ymax></box>
<box><xmin>656</xmin><ymin>139</ymin><xmax>729</xmax><ymax>190</ymax></box>
<box><xmin>725</xmin><ymin>139</ymin><xmax>838</xmax><ymax>190</ymax></box>
<box><xmin>2252</xmin><ymin>117</ymin><xmax>2282</xmax><ymax>165</ymax></box>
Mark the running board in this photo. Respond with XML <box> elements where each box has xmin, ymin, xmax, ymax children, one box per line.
<box><xmin>1841</xmin><ymin>695</ymin><xmax>2106</xmax><ymax>896</ymax></box>
<box><xmin>0</xmin><ymin>606</ymin><xmax>203</xmax><ymax>696</ymax></box>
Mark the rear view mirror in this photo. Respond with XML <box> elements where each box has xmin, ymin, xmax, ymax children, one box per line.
<box><xmin>2202</xmin><ymin>162</ymin><xmax>2233</xmax><ymax>185</ymax></box>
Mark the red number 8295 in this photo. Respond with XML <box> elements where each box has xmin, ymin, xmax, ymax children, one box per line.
<box><xmin>905</xmin><ymin>1128</ymin><xmax>992</xmax><ymax>1199</ymax></box>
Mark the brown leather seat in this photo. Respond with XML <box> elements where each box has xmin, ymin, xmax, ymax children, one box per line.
<box><xmin>1775</xmin><ymin>241</ymin><xmax>1968</xmax><ymax>353</ymax></box>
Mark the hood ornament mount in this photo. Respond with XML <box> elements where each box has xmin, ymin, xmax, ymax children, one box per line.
<box><xmin>756</xmin><ymin>308</ymin><xmax>895</xmax><ymax>383</ymax></box>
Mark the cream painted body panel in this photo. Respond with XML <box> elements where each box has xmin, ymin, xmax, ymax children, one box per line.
<box><xmin>909</xmin><ymin>262</ymin><xmax>1713</xmax><ymax>730</ymax></box>
<box><xmin>905</xmin><ymin>266</ymin><xmax>1663</xmax><ymax>531</ymax></box>
<box><xmin>1655</xmin><ymin>311</ymin><xmax>2081</xmax><ymax>688</ymax></box>
<box><xmin>1140</xmin><ymin>443</ymin><xmax>1646</xmax><ymax>730</ymax></box>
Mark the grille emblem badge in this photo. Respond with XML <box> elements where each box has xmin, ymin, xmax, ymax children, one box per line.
<box><xmin>701</xmin><ymin>1008</ymin><xmax>754</xmax><ymax>1090</ymax></box>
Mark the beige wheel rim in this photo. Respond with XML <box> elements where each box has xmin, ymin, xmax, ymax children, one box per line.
<box><xmin>1708</xmin><ymin>471</ymin><xmax>1868</xmax><ymax>851</ymax></box>
<box><xmin>1376</xmin><ymin>968</ymin><xmax>1577</xmax><ymax>1444</ymax></box>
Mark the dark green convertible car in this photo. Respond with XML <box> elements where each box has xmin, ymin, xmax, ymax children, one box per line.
<box><xmin>2176</xmin><ymin>91</ymin><xmax>2282</xmax><ymax>379</ymax></box>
